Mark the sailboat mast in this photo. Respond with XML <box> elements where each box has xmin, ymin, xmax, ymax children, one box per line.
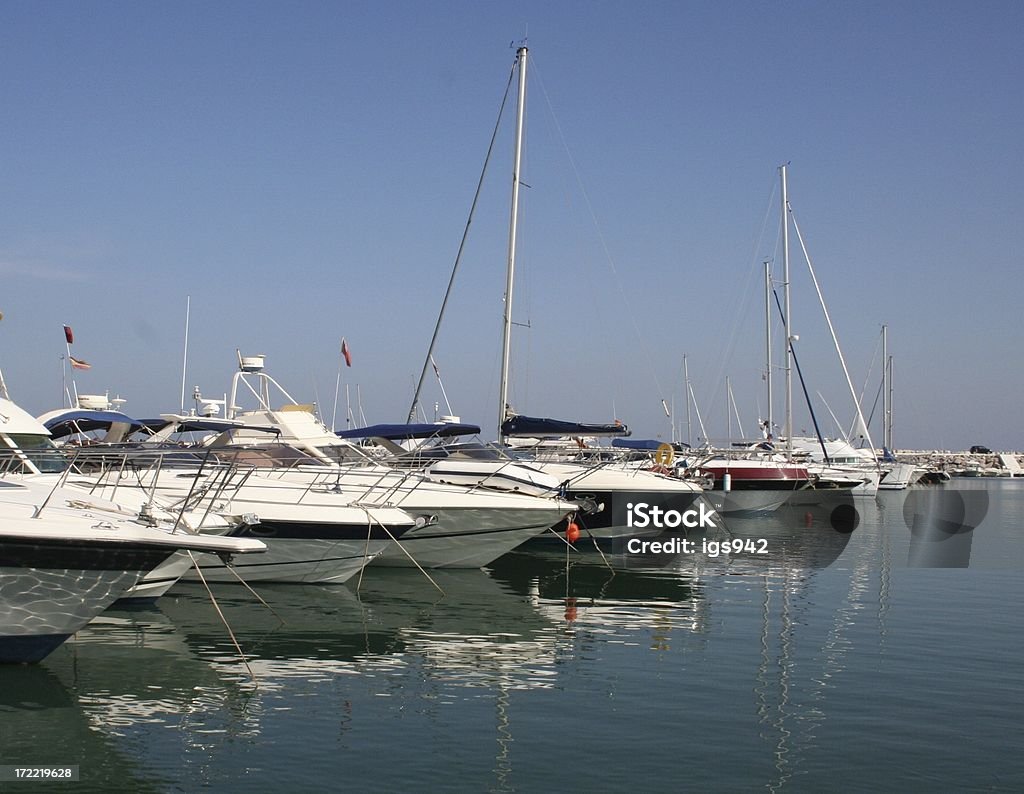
<box><xmin>882</xmin><ymin>324</ymin><xmax>891</xmax><ymax>449</ymax></box>
<box><xmin>764</xmin><ymin>261</ymin><xmax>773</xmax><ymax>438</ymax></box>
<box><xmin>881</xmin><ymin>324</ymin><xmax>887</xmax><ymax>448</ymax></box>
<box><xmin>683</xmin><ymin>353</ymin><xmax>693</xmax><ymax>447</ymax></box>
<box><xmin>498</xmin><ymin>45</ymin><xmax>528</xmax><ymax>440</ymax></box>
<box><xmin>780</xmin><ymin>164</ymin><xmax>793</xmax><ymax>457</ymax></box>
<box><xmin>888</xmin><ymin>355</ymin><xmax>894</xmax><ymax>450</ymax></box>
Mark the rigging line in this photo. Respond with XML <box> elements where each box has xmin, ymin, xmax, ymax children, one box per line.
<box><xmin>408</xmin><ymin>56</ymin><xmax>518</xmax><ymax>423</ymax></box>
<box><xmin>187</xmin><ymin>550</ymin><xmax>259</xmax><ymax>686</ymax></box>
<box><xmin>704</xmin><ymin>172</ymin><xmax>782</xmax><ymax>430</ymax></box>
<box><xmin>849</xmin><ymin>328</ymin><xmax>883</xmax><ymax>440</ymax></box>
<box><xmin>865</xmin><ymin>374</ymin><xmax>885</xmax><ymax>433</ymax></box>
<box><xmin>788</xmin><ymin>204</ymin><xmax>878</xmax><ymax>464</ymax></box>
<box><xmin>773</xmin><ymin>288</ymin><xmax>830</xmax><ymax>463</ymax></box>
<box><xmin>529</xmin><ymin>58</ymin><xmax>669</xmax><ymax>406</ymax></box>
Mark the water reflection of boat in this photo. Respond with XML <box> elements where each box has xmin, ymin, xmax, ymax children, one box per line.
<box><xmin>43</xmin><ymin>606</ymin><xmax>256</xmax><ymax>741</ymax></box>
<box><xmin>503</xmin><ymin>491</ymin><xmax>855</xmax><ymax>578</ymax></box>
<box><xmin>356</xmin><ymin>569</ymin><xmax>565</xmax><ymax>689</ymax></box>
<box><xmin>156</xmin><ymin>570</ymin><xmax>565</xmax><ymax>691</ymax></box>
<box><xmin>710</xmin><ymin>496</ymin><xmax>859</xmax><ymax>572</ymax></box>
<box><xmin>0</xmin><ymin>662</ymin><xmax>165</xmax><ymax>791</ymax></box>
<box><xmin>487</xmin><ymin>548</ymin><xmax>710</xmax><ymax>639</ymax></box>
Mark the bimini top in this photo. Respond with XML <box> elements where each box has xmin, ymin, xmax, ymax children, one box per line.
<box><xmin>145</xmin><ymin>416</ymin><xmax>282</xmax><ymax>435</ymax></box>
<box><xmin>41</xmin><ymin>409</ymin><xmax>143</xmax><ymax>440</ymax></box>
<box><xmin>336</xmin><ymin>422</ymin><xmax>482</xmax><ymax>441</ymax></box>
<box><xmin>500</xmin><ymin>415</ymin><xmax>630</xmax><ymax>438</ymax></box>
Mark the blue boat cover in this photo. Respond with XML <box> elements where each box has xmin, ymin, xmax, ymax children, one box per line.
<box><xmin>336</xmin><ymin>422</ymin><xmax>482</xmax><ymax>440</ymax></box>
<box><xmin>500</xmin><ymin>415</ymin><xmax>630</xmax><ymax>438</ymax></box>
<box><xmin>140</xmin><ymin>418</ymin><xmax>281</xmax><ymax>435</ymax></box>
<box><xmin>44</xmin><ymin>410</ymin><xmax>142</xmax><ymax>440</ymax></box>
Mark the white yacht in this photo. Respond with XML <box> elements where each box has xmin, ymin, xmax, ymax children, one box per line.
<box><xmin>38</xmin><ymin>403</ymin><xmax>415</xmax><ymax>581</ymax></box>
<box><xmin>107</xmin><ymin>356</ymin><xmax>577</xmax><ymax>568</ymax></box>
<box><xmin>0</xmin><ymin>397</ymin><xmax>266</xmax><ymax>664</ymax></box>
<box><xmin>501</xmin><ymin>418</ymin><xmax>713</xmax><ymax>543</ymax></box>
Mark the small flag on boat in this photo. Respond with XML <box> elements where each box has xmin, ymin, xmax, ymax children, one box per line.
<box><xmin>341</xmin><ymin>338</ymin><xmax>352</xmax><ymax>368</ymax></box>
<box><xmin>63</xmin><ymin>325</ymin><xmax>74</xmax><ymax>344</ymax></box>
<box><xmin>69</xmin><ymin>356</ymin><xmax>91</xmax><ymax>371</ymax></box>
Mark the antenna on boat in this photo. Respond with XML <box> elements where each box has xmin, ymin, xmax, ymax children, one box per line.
<box><xmin>180</xmin><ymin>295</ymin><xmax>191</xmax><ymax>413</ymax></box>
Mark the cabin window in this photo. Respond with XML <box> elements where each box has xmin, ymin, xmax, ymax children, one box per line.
<box><xmin>1</xmin><ymin>434</ymin><xmax>68</xmax><ymax>474</ymax></box>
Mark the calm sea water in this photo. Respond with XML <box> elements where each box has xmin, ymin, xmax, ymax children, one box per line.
<box><xmin>2</xmin><ymin>480</ymin><xmax>1022</xmax><ymax>792</ymax></box>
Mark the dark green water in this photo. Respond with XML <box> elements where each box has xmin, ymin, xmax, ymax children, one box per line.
<box><xmin>2</xmin><ymin>481</ymin><xmax>1021</xmax><ymax>792</ymax></box>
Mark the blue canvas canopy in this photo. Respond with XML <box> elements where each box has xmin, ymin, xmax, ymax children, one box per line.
<box><xmin>141</xmin><ymin>417</ymin><xmax>281</xmax><ymax>435</ymax></box>
<box><xmin>500</xmin><ymin>415</ymin><xmax>630</xmax><ymax>438</ymax></box>
<box><xmin>336</xmin><ymin>422</ymin><xmax>481</xmax><ymax>441</ymax></box>
<box><xmin>43</xmin><ymin>410</ymin><xmax>143</xmax><ymax>440</ymax></box>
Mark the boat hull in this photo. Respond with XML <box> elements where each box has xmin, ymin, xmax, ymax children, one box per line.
<box><xmin>534</xmin><ymin>489</ymin><xmax>712</xmax><ymax>544</ymax></box>
<box><xmin>373</xmin><ymin>504</ymin><xmax>570</xmax><ymax>568</ymax></box>
<box><xmin>0</xmin><ymin>540</ymin><xmax>170</xmax><ymax>664</ymax></box>
<box><xmin>182</xmin><ymin>537</ymin><xmax>390</xmax><ymax>583</ymax></box>
<box><xmin>691</xmin><ymin>463</ymin><xmax>810</xmax><ymax>515</ymax></box>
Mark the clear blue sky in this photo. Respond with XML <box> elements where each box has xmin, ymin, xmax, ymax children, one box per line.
<box><xmin>1</xmin><ymin>1</ymin><xmax>1020</xmax><ymax>451</ymax></box>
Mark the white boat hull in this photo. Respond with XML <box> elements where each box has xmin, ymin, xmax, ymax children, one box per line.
<box><xmin>183</xmin><ymin>538</ymin><xmax>389</xmax><ymax>583</ymax></box>
<box><xmin>374</xmin><ymin>504</ymin><xmax>570</xmax><ymax>568</ymax></box>
<box><xmin>1</xmin><ymin>564</ymin><xmax>152</xmax><ymax>663</ymax></box>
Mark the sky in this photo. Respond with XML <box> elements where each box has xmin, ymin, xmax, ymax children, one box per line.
<box><xmin>0</xmin><ymin>1</ymin><xmax>1021</xmax><ymax>451</ymax></box>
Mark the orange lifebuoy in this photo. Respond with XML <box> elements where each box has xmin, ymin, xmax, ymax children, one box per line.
<box><xmin>654</xmin><ymin>443</ymin><xmax>675</xmax><ymax>467</ymax></box>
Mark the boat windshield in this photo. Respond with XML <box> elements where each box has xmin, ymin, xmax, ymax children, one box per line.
<box><xmin>1</xmin><ymin>433</ymin><xmax>68</xmax><ymax>474</ymax></box>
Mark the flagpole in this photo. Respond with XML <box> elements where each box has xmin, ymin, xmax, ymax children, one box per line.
<box><xmin>331</xmin><ymin>337</ymin><xmax>343</xmax><ymax>431</ymax></box>
<box><xmin>64</xmin><ymin>331</ymin><xmax>78</xmax><ymax>407</ymax></box>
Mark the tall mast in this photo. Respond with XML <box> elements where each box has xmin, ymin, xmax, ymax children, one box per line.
<box><xmin>683</xmin><ymin>353</ymin><xmax>693</xmax><ymax>447</ymax></box>
<box><xmin>882</xmin><ymin>324</ymin><xmax>892</xmax><ymax>450</ymax></box>
<box><xmin>764</xmin><ymin>261</ymin><xmax>773</xmax><ymax>439</ymax></box>
<box><xmin>888</xmin><ymin>356</ymin><xmax>894</xmax><ymax>451</ymax></box>
<box><xmin>781</xmin><ymin>164</ymin><xmax>793</xmax><ymax>457</ymax></box>
<box><xmin>497</xmin><ymin>46</ymin><xmax>528</xmax><ymax>440</ymax></box>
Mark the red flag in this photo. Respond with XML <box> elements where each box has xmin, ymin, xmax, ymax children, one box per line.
<box><xmin>63</xmin><ymin>325</ymin><xmax>74</xmax><ymax>344</ymax></box>
<box><xmin>69</xmin><ymin>356</ymin><xmax>91</xmax><ymax>371</ymax></box>
<box><xmin>341</xmin><ymin>338</ymin><xmax>352</xmax><ymax>368</ymax></box>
